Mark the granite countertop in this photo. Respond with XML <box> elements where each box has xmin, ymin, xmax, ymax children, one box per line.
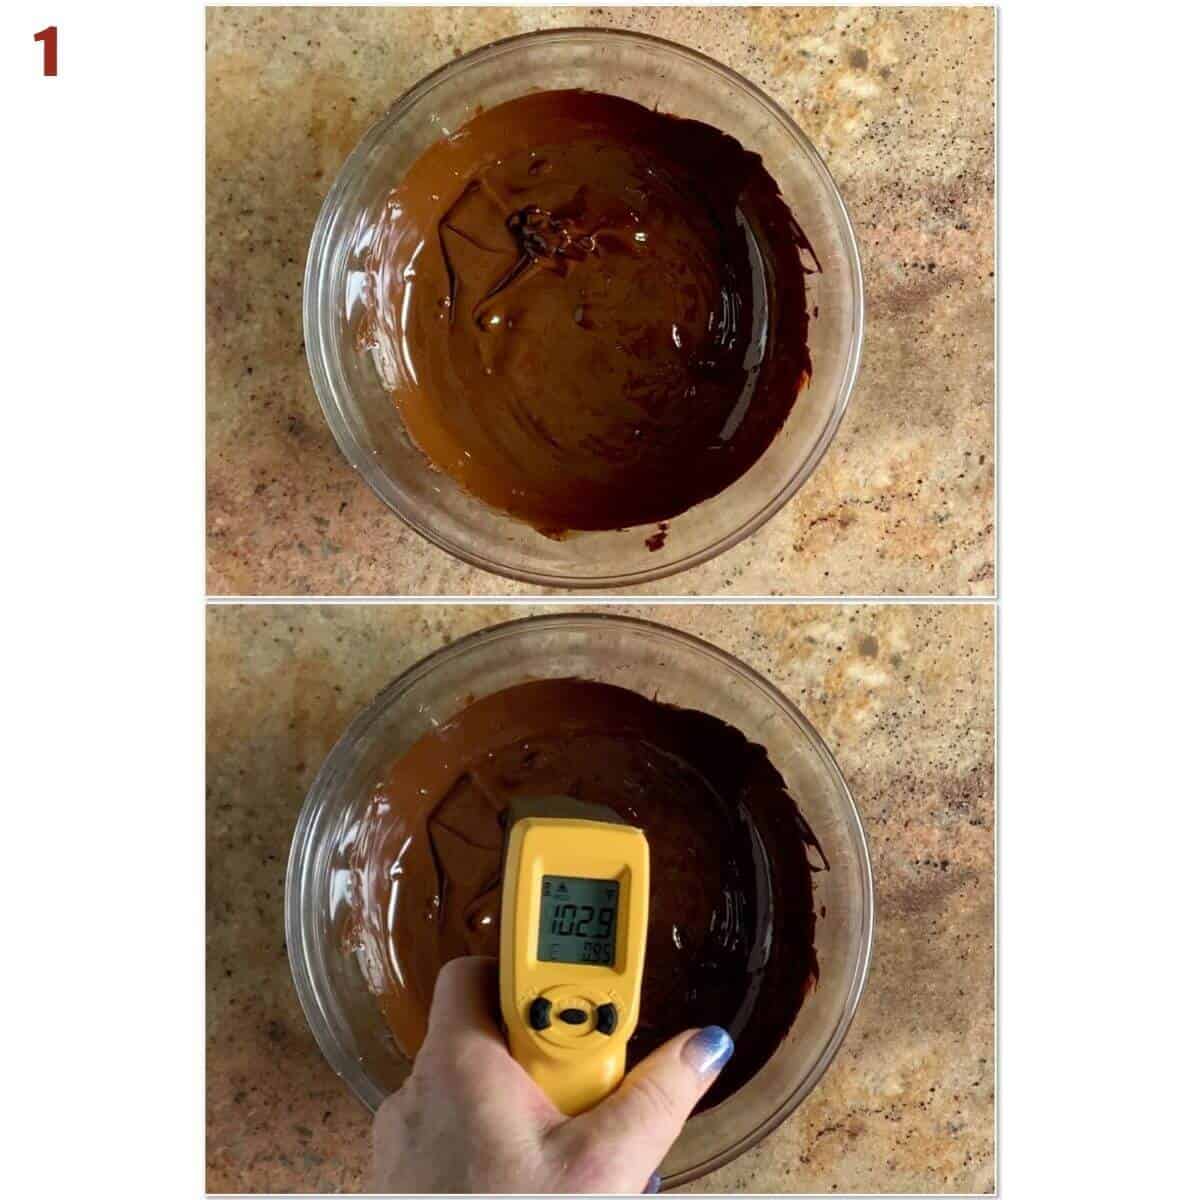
<box><xmin>206</xmin><ymin>7</ymin><xmax>995</xmax><ymax>596</ymax></box>
<box><xmin>206</xmin><ymin>603</ymin><xmax>994</xmax><ymax>1192</ymax></box>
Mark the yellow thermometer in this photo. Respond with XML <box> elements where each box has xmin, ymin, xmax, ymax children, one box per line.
<box><xmin>499</xmin><ymin>798</ymin><xmax>650</xmax><ymax>1116</ymax></box>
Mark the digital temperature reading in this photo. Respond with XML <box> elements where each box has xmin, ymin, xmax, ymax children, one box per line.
<box><xmin>537</xmin><ymin>875</ymin><xmax>619</xmax><ymax>966</ymax></box>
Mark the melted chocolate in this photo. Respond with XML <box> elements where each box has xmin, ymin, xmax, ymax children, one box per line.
<box><xmin>368</xmin><ymin>90</ymin><xmax>817</xmax><ymax>535</ymax></box>
<box><xmin>347</xmin><ymin>679</ymin><xmax>824</xmax><ymax>1110</ymax></box>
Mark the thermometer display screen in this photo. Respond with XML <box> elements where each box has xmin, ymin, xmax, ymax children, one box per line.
<box><xmin>537</xmin><ymin>875</ymin><xmax>619</xmax><ymax>966</ymax></box>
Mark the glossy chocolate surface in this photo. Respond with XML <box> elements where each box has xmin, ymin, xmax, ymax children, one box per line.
<box><xmin>347</xmin><ymin>678</ymin><xmax>824</xmax><ymax>1109</ymax></box>
<box><xmin>368</xmin><ymin>90</ymin><xmax>816</xmax><ymax>535</ymax></box>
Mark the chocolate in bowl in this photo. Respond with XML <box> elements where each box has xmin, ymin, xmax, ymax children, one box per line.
<box><xmin>286</xmin><ymin>615</ymin><xmax>874</xmax><ymax>1184</ymax></box>
<box><xmin>365</xmin><ymin>89</ymin><xmax>817</xmax><ymax>538</ymax></box>
<box><xmin>304</xmin><ymin>30</ymin><xmax>863</xmax><ymax>587</ymax></box>
<box><xmin>347</xmin><ymin>676</ymin><xmax>825</xmax><ymax>1112</ymax></box>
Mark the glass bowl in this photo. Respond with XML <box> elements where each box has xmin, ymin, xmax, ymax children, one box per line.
<box><xmin>303</xmin><ymin>29</ymin><xmax>864</xmax><ymax>589</ymax></box>
<box><xmin>285</xmin><ymin>614</ymin><xmax>873</xmax><ymax>1185</ymax></box>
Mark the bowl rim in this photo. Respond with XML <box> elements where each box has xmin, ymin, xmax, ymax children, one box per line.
<box><xmin>284</xmin><ymin>612</ymin><xmax>875</xmax><ymax>1184</ymax></box>
<box><xmin>302</xmin><ymin>26</ymin><xmax>866</xmax><ymax>589</ymax></box>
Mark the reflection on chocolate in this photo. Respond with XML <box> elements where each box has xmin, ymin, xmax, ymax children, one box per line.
<box><xmin>346</xmin><ymin>679</ymin><xmax>825</xmax><ymax>1110</ymax></box>
<box><xmin>368</xmin><ymin>90</ymin><xmax>817</xmax><ymax>535</ymax></box>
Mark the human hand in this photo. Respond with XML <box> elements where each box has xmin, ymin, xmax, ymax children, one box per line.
<box><xmin>372</xmin><ymin>956</ymin><xmax>734</xmax><ymax>1194</ymax></box>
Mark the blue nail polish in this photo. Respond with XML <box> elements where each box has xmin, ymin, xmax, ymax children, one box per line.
<box><xmin>644</xmin><ymin>1171</ymin><xmax>662</xmax><ymax>1194</ymax></box>
<box><xmin>682</xmin><ymin>1025</ymin><xmax>734</xmax><ymax>1075</ymax></box>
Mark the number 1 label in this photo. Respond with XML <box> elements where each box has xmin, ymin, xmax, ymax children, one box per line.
<box><xmin>35</xmin><ymin>26</ymin><xmax>58</xmax><ymax>77</ymax></box>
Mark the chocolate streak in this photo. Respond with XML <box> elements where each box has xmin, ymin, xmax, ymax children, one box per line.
<box><xmin>348</xmin><ymin>679</ymin><xmax>825</xmax><ymax>1110</ymax></box>
<box><xmin>370</xmin><ymin>89</ymin><xmax>817</xmax><ymax>536</ymax></box>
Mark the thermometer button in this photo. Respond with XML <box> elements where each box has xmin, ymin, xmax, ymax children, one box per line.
<box><xmin>558</xmin><ymin>1007</ymin><xmax>588</xmax><ymax>1025</ymax></box>
<box><xmin>528</xmin><ymin>997</ymin><xmax>552</xmax><ymax>1031</ymax></box>
<box><xmin>595</xmin><ymin>1003</ymin><xmax>618</xmax><ymax>1035</ymax></box>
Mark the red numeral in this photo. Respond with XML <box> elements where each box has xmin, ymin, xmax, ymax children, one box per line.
<box><xmin>35</xmin><ymin>25</ymin><xmax>58</xmax><ymax>77</ymax></box>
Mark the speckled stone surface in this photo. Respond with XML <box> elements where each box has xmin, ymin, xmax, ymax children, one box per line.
<box><xmin>207</xmin><ymin>603</ymin><xmax>994</xmax><ymax>1192</ymax></box>
<box><xmin>206</xmin><ymin>7</ymin><xmax>994</xmax><ymax>596</ymax></box>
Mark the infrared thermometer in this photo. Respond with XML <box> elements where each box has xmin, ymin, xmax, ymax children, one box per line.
<box><xmin>499</xmin><ymin>798</ymin><xmax>650</xmax><ymax>1116</ymax></box>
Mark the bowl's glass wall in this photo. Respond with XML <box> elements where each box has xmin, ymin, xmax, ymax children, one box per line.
<box><xmin>305</xmin><ymin>30</ymin><xmax>862</xmax><ymax>587</ymax></box>
<box><xmin>286</xmin><ymin>616</ymin><xmax>872</xmax><ymax>1184</ymax></box>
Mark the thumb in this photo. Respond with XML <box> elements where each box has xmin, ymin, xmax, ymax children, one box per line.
<box><xmin>558</xmin><ymin>1026</ymin><xmax>734</xmax><ymax>1192</ymax></box>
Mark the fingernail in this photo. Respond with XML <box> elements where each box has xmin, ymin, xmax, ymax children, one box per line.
<box><xmin>643</xmin><ymin>1171</ymin><xmax>662</xmax><ymax>1194</ymax></box>
<box><xmin>681</xmin><ymin>1025</ymin><xmax>734</xmax><ymax>1075</ymax></box>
